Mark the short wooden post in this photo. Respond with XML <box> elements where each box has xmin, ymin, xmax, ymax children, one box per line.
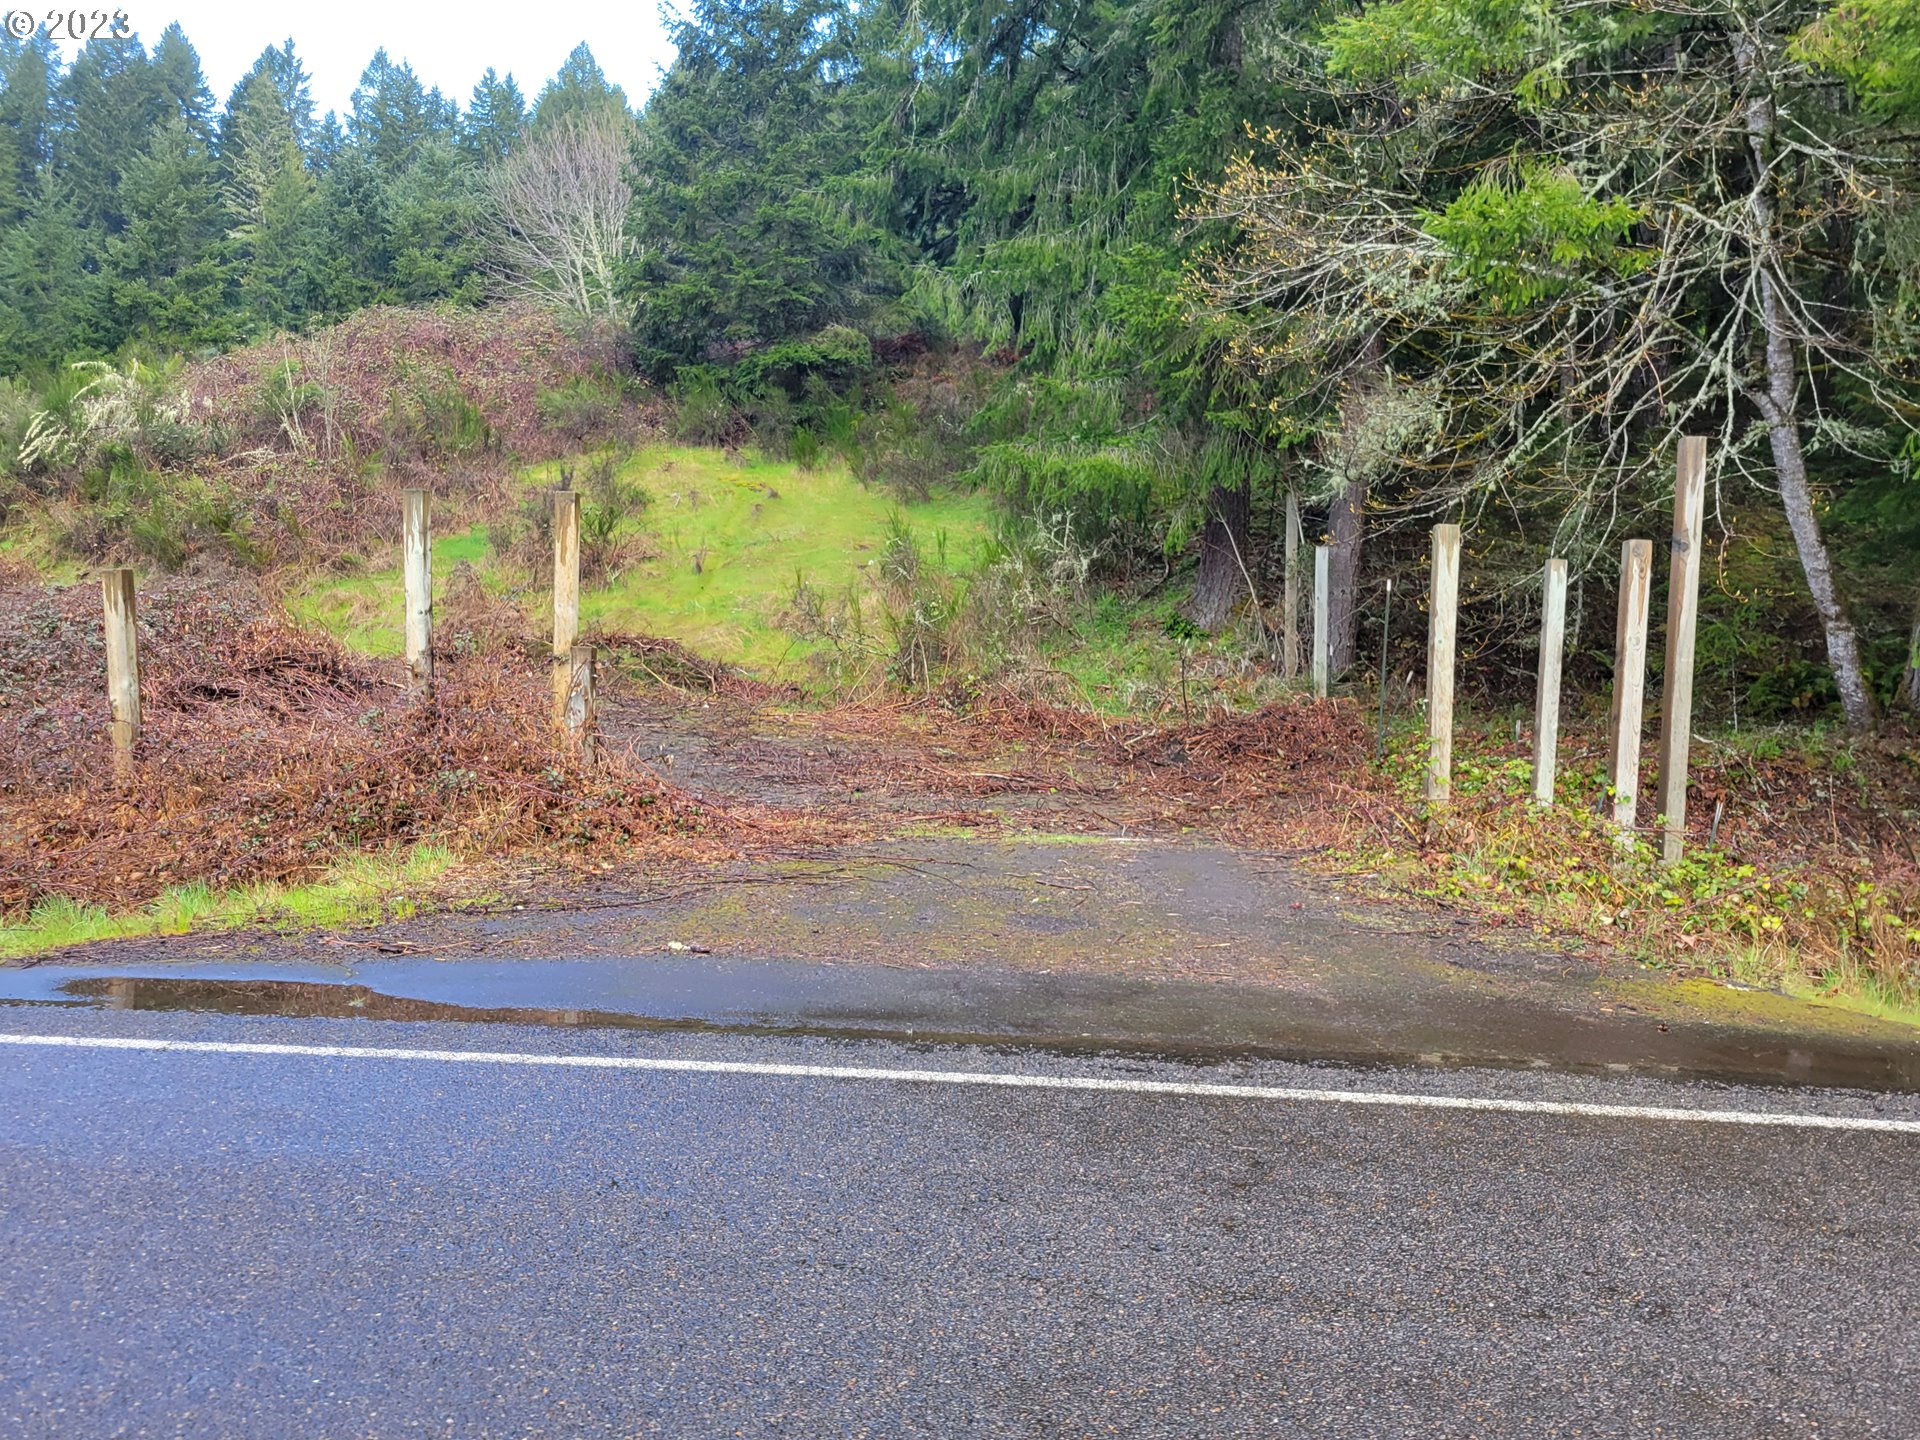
<box><xmin>1656</xmin><ymin>437</ymin><xmax>1707</xmax><ymax>865</ymax></box>
<box><xmin>1531</xmin><ymin>558</ymin><xmax>1568</xmax><ymax>805</ymax></box>
<box><xmin>563</xmin><ymin>642</ymin><xmax>599</xmax><ymax>764</ymax></box>
<box><xmin>1311</xmin><ymin>544</ymin><xmax>1330</xmax><ymax>698</ymax></box>
<box><xmin>1425</xmin><ymin>524</ymin><xmax>1462</xmax><ymax>803</ymax></box>
<box><xmin>1281</xmin><ymin>489</ymin><xmax>1303</xmax><ymax>679</ymax></box>
<box><xmin>101</xmin><ymin>567</ymin><xmax>140</xmax><ymax>784</ymax></box>
<box><xmin>401</xmin><ymin>488</ymin><xmax>433</xmax><ymax>695</ymax></box>
<box><xmin>551</xmin><ymin>489</ymin><xmax>581</xmax><ymax>725</ymax></box>
<box><xmin>1608</xmin><ymin>539</ymin><xmax>1655</xmax><ymax>835</ymax></box>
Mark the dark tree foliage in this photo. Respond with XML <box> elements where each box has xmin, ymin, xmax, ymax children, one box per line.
<box><xmin>621</xmin><ymin>0</ymin><xmax>903</xmax><ymax>378</ymax></box>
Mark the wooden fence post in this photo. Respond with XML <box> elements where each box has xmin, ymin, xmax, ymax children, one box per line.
<box><xmin>563</xmin><ymin>642</ymin><xmax>599</xmax><ymax>764</ymax></box>
<box><xmin>1426</xmin><ymin>525</ymin><xmax>1462</xmax><ymax>803</ymax></box>
<box><xmin>1311</xmin><ymin>543</ymin><xmax>1330</xmax><ymax>698</ymax></box>
<box><xmin>552</xmin><ymin>488</ymin><xmax>581</xmax><ymax>726</ymax></box>
<box><xmin>1657</xmin><ymin>437</ymin><xmax>1707</xmax><ymax>864</ymax></box>
<box><xmin>101</xmin><ymin>567</ymin><xmax>140</xmax><ymax>784</ymax></box>
<box><xmin>1608</xmin><ymin>539</ymin><xmax>1655</xmax><ymax>835</ymax></box>
<box><xmin>1532</xmin><ymin>558</ymin><xmax>1568</xmax><ymax>805</ymax></box>
<box><xmin>401</xmin><ymin>488</ymin><xmax>433</xmax><ymax>695</ymax></box>
<box><xmin>1282</xmin><ymin>489</ymin><xmax>1303</xmax><ymax>679</ymax></box>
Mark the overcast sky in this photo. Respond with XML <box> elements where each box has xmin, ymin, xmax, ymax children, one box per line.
<box><xmin>51</xmin><ymin>3</ymin><xmax>678</xmax><ymax>118</ymax></box>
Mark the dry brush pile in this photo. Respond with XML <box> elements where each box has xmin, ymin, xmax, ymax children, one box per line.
<box><xmin>0</xmin><ymin>579</ymin><xmax>715</xmax><ymax>914</ymax></box>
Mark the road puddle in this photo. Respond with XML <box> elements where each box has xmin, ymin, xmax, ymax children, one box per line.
<box><xmin>3</xmin><ymin>958</ymin><xmax>1918</xmax><ymax>1092</ymax></box>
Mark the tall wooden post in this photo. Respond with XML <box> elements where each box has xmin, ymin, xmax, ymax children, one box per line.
<box><xmin>551</xmin><ymin>488</ymin><xmax>581</xmax><ymax>725</ymax></box>
<box><xmin>1426</xmin><ymin>524</ymin><xmax>1462</xmax><ymax>804</ymax></box>
<box><xmin>563</xmin><ymin>642</ymin><xmax>599</xmax><ymax>765</ymax></box>
<box><xmin>1656</xmin><ymin>437</ymin><xmax>1707</xmax><ymax>864</ymax></box>
<box><xmin>101</xmin><ymin>567</ymin><xmax>140</xmax><ymax>784</ymax></box>
<box><xmin>1281</xmin><ymin>489</ymin><xmax>1303</xmax><ymax>679</ymax></box>
<box><xmin>1311</xmin><ymin>544</ymin><xmax>1330</xmax><ymax>699</ymax></box>
<box><xmin>1532</xmin><ymin>558</ymin><xmax>1568</xmax><ymax>805</ymax></box>
<box><xmin>1609</xmin><ymin>539</ymin><xmax>1655</xmax><ymax>835</ymax></box>
<box><xmin>401</xmin><ymin>488</ymin><xmax>433</xmax><ymax>695</ymax></box>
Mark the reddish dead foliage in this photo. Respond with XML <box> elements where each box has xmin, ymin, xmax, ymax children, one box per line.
<box><xmin>0</xmin><ymin>580</ymin><xmax>714</xmax><ymax>913</ymax></box>
<box><xmin>187</xmin><ymin>303</ymin><xmax>630</xmax><ymax>463</ymax></box>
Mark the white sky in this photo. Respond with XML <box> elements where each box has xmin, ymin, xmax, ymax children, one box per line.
<box><xmin>52</xmin><ymin>2</ymin><xmax>678</xmax><ymax>118</ymax></box>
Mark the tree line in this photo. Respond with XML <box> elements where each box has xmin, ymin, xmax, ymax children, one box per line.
<box><xmin>0</xmin><ymin>25</ymin><xmax>625</xmax><ymax>364</ymax></box>
<box><xmin>2</xmin><ymin>1</ymin><xmax>1916</xmax><ymax>727</ymax></box>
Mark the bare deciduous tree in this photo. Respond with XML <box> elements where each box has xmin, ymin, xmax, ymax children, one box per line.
<box><xmin>482</xmin><ymin>113</ymin><xmax>636</xmax><ymax>327</ymax></box>
<box><xmin>1191</xmin><ymin>0</ymin><xmax>1911</xmax><ymax>731</ymax></box>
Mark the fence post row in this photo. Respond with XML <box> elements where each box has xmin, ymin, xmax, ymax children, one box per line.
<box><xmin>101</xmin><ymin>567</ymin><xmax>140</xmax><ymax>785</ymax></box>
<box><xmin>1608</xmin><ymin>538</ymin><xmax>1655</xmax><ymax>835</ymax></box>
<box><xmin>552</xmin><ymin>488</ymin><xmax>582</xmax><ymax>727</ymax></box>
<box><xmin>1425</xmin><ymin>524</ymin><xmax>1462</xmax><ymax>804</ymax></box>
<box><xmin>1531</xmin><ymin>558</ymin><xmax>1568</xmax><ymax>806</ymax></box>
<box><xmin>401</xmin><ymin>488</ymin><xmax>433</xmax><ymax>696</ymax></box>
<box><xmin>1656</xmin><ymin>437</ymin><xmax>1707</xmax><ymax>865</ymax></box>
<box><xmin>1311</xmin><ymin>544</ymin><xmax>1331</xmax><ymax>699</ymax></box>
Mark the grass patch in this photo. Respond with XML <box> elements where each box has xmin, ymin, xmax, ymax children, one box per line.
<box><xmin>284</xmin><ymin>447</ymin><xmax>999</xmax><ymax>679</ymax></box>
<box><xmin>284</xmin><ymin>525</ymin><xmax>495</xmax><ymax>656</ymax></box>
<box><xmin>0</xmin><ymin>845</ymin><xmax>459</xmax><ymax>961</ymax></box>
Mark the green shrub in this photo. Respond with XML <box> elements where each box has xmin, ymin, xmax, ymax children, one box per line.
<box><xmin>670</xmin><ymin>366</ymin><xmax>737</xmax><ymax>446</ymax></box>
<box><xmin>536</xmin><ymin>373</ymin><xmax>625</xmax><ymax>446</ymax></box>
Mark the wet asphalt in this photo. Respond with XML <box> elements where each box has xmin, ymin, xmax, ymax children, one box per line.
<box><xmin>2</xmin><ymin>1005</ymin><xmax>1918</xmax><ymax>1438</ymax></box>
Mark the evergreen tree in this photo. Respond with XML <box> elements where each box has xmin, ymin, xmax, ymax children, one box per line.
<box><xmin>60</xmin><ymin>35</ymin><xmax>165</xmax><ymax>236</ymax></box>
<box><xmin>149</xmin><ymin>23</ymin><xmax>215</xmax><ymax>141</ymax></box>
<box><xmin>349</xmin><ymin>50</ymin><xmax>457</xmax><ymax>176</ymax></box>
<box><xmin>105</xmin><ymin>114</ymin><xmax>232</xmax><ymax>351</ymax></box>
<box><xmin>0</xmin><ymin>30</ymin><xmax>58</xmax><ymax>226</ymax></box>
<box><xmin>0</xmin><ymin>174</ymin><xmax>95</xmax><ymax>370</ymax></box>
<box><xmin>530</xmin><ymin>42</ymin><xmax>628</xmax><ymax>134</ymax></box>
<box><xmin>624</xmin><ymin>0</ymin><xmax>898</xmax><ymax>374</ymax></box>
<box><xmin>463</xmin><ymin>68</ymin><xmax>526</xmax><ymax>165</ymax></box>
<box><xmin>220</xmin><ymin>41</ymin><xmax>316</xmax><ymax>167</ymax></box>
<box><xmin>221</xmin><ymin>54</ymin><xmax>318</xmax><ymax>331</ymax></box>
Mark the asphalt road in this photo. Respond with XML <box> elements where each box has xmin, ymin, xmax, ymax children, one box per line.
<box><xmin>2</xmin><ymin>1006</ymin><xmax>1917</xmax><ymax>1438</ymax></box>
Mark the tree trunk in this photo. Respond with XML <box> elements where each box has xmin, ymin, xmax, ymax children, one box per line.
<box><xmin>1190</xmin><ymin>479</ymin><xmax>1251</xmax><ymax>632</ymax></box>
<box><xmin>1327</xmin><ymin>332</ymin><xmax>1383</xmax><ymax>675</ymax></box>
<box><xmin>1903</xmin><ymin>596</ymin><xmax>1920</xmax><ymax>713</ymax></box>
<box><xmin>1737</xmin><ymin>35</ymin><xmax>1877</xmax><ymax>733</ymax></box>
<box><xmin>1280</xmin><ymin>487</ymin><xmax>1303</xmax><ymax>678</ymax></box>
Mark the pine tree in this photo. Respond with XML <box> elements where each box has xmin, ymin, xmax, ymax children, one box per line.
<box><xmin>221</xmin><ymin>53</ymin><xmax>318</xmax><ymax>332</ymax></box>
<box><xmin>149</xmin><ymin>23</ymin><xmax>215</xmax><ymax>141</ymax></box>
<box><xmin>0</xmin><ymin>174</ymin><xmax>95</xmax><ymax>369</ymax></box>
<box><xmin>463</xmin><ymin>69</ymin><xmax>526</xmax><ymax>165</ymax></box>
<box><xmin>530</xmin><ymin>42</ymin><xmax>628</xmax><ymax>134</ymax></box>
<box><xmin>61</xmin><ymin>35</ymin><xmax>166</xmax><ymax>236</ymax></box>
<box><xmin>349</xmin><ymin>49</ymin><xmax>458</xmax><ymax>176</ymax></box>
<box><xmin>623</xmin><ymin>0</ymin><xmax>897</xmax><ymax>374</ymax></box>
<box><xmin>0</xmin><ymin>30</ymin><xmax>58</xmax><ymax>226</ymax></box>
<box><xmin>105</xmin><ymin>114</ymin><xmax>231</xmax><ymax>351</ymax></box>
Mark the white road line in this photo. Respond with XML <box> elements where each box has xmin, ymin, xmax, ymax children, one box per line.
<box><xmin>0</xmin><ymin>1032</ymin><xmax>1915</xmax><ymax>1133</ymax></box>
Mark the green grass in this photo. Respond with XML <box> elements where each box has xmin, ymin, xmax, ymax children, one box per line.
<box><xmin>571</xmin><ymin>447</ymin><xmax>995</xmax><ymax>672</ymax></box>
<box><xmin>0</xmin><ymin>510</ymin><xmax>83</xmax><ymax>584</ymax></box>
<box><xmin>284</xmin><ymin>524</ymin><xmax>494</xmax><ymax>656</ymax></box>
<box><xmin>286</xmin><ymin>446</ymin><xmax>999</xmax><ymax>677</ymax></box>
<box><xmin>0</xmin><ymin>845</ymin><xmax>459</xmax><ymax>961</ymax></box>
